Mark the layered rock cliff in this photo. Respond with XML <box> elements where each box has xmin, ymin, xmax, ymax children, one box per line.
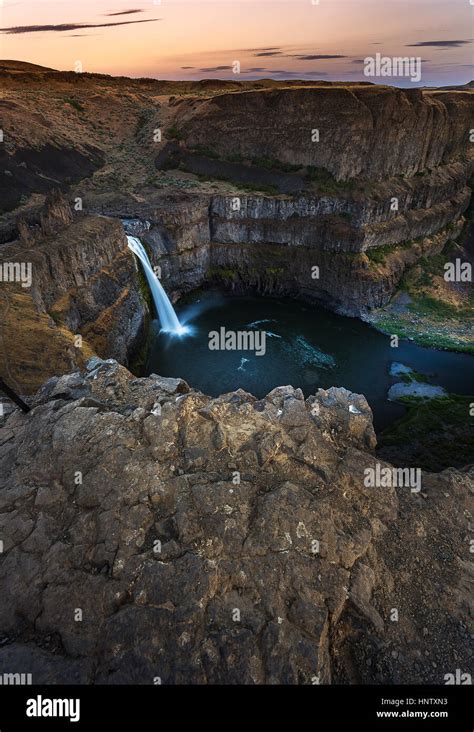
<box><xmin>179</xmin><ymin>86</ymin><xmax>473</xmax><ymax>181</ymax></box>
<box><xmin>0</xmin><ymin>359</ymin><xmax>471</xmax><ymax>683</ymax></box>
<box><xmin>0</xmin><ymin>193</ymin><xmax>148</xmax><ymax>393</ymax></box>
<box><xmin>88</xmin><ymin>184</ymin><xmax>467</xmax><ymax>316</ymax></box>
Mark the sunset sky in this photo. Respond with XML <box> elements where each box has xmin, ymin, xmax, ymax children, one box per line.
<box><xmin>0</xmin><ymin>0</ymin><xmax>472</xmax><ymax>86</ymax></box>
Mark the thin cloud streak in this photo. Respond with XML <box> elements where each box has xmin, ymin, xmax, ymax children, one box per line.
<box><xmin>293</xmin><ymin>54</ymin><xmax>347</xmax><ymax>60</ymax></box>
<box><xmin>1</xmin><ymin>19</ymin><xmax>161</xmax><ymax>34</ymax></box>
<box><xmin>199</xmin><ymin>65</ymin><xmax>233</xmax><ymax>72</ymax></box>
<box><xmin>105</xmin><ymin>9</ymin><xmax>144</xmax><ymax>16</ymax></box>
<box><xmin>406</xmin><ymin>39</ymin><xmax>471</xmax><ymax>47</ymax></box>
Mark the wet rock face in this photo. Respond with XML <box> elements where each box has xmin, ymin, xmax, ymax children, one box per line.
<box><xmin>0</xmin><ymin>360</ymin><xmax>471</xmax><ymax>684</ymax></box>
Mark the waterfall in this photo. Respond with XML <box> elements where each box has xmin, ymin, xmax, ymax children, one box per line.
<box><xmin>127</xmin><ymin>235</ymin><xmax>186</xmax><ymax>335</ymax></box>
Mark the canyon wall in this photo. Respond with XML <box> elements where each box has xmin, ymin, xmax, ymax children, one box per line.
<box><xmin>209</xmin><ymin>163</ymin><xmax>470</xmax><ymax>252</ymax></box>
<box><xmin>179</xmin><ymin>87</ymin><xmax>473</xmax><ymax>181</ymax></box>
<box><xmin>0</xmin><ymin>195</ymin><xmax>148</xmax><ymax>393</ymax></box>
<box><xmin>89</xmin><ymin>175</ymin><xmax>467</xmax><ymax>317</ymax></box>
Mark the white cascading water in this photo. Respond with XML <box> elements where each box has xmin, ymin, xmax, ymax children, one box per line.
<box><xmin>127</xmin><ymin>235</ymin><xmax>186</xmax><ymax>335</ymax></box>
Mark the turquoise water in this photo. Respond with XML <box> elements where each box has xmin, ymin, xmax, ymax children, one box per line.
<box><xmin>145</xmin><ymin>292</ymin><xmax>473</xmax><ymax>432</ymax></box>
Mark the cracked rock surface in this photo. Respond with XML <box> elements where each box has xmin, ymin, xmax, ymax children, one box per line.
<box><xmin>0</xmin><ymin>359</ymin><xmax>471</xmax><ymax>684</ymax></box>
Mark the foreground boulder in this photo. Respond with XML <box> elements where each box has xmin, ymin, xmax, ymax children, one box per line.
<box><xmin>0</xmin><ymin>360</ymin><xmax>471</xmax><ymax>684</ymax></box>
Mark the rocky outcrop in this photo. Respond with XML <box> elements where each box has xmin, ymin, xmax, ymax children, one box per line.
<box><xmin>39</xmin><ymin>189</ymin><xmax>74</xmax><ymax>236</ymax></box>
<box><xmin>0</xmin><ymin>359</ymin><xmax>471</xmax><ymax>684</ymax></box>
